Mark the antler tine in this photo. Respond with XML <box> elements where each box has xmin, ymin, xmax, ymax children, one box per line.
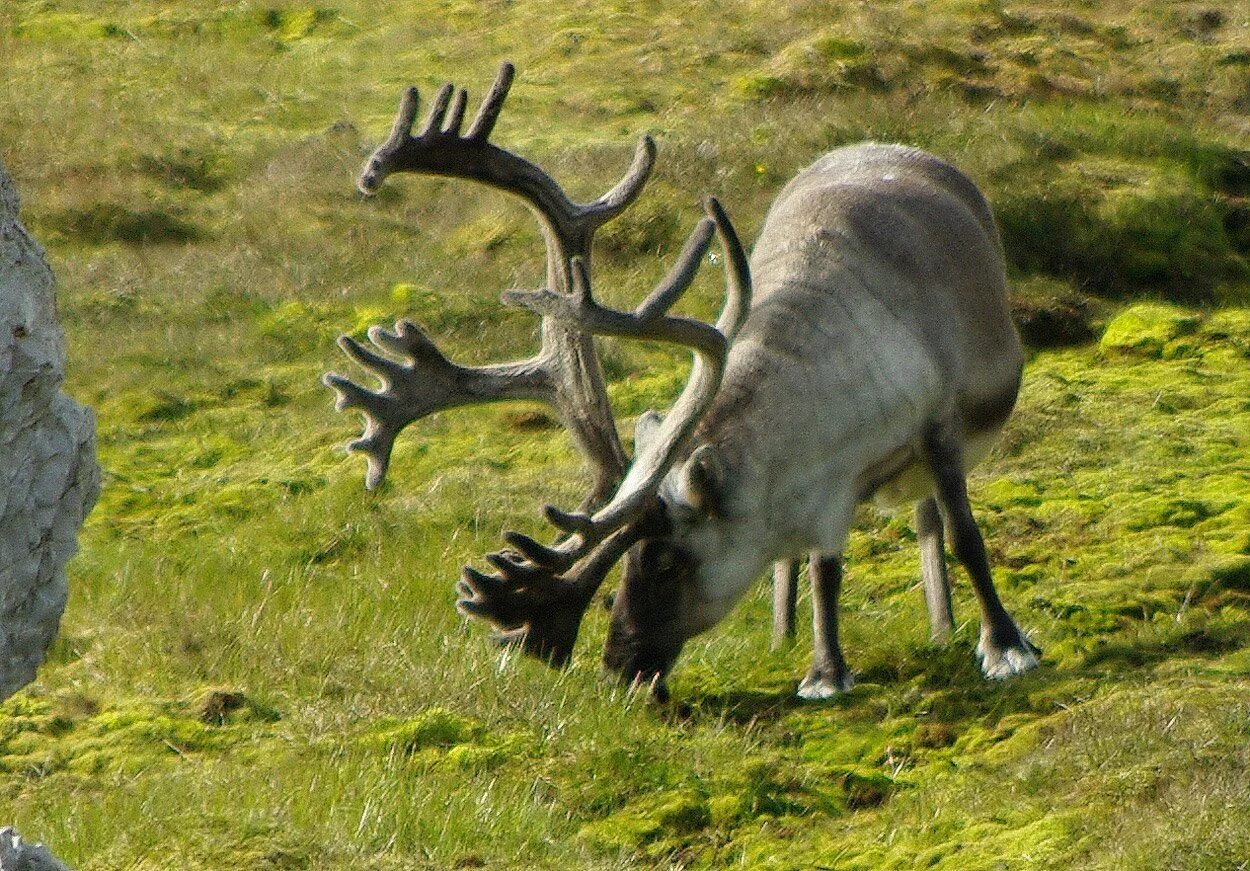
<box><xmin>357</xmin><ymin>62</ymin><xmax>660</xmax><ymax>260</ymax></box>
<box><xmin>636</xmin><ymin>215</ymin><xmax>716</xmax><ymax>321</ymax></box>
<box><xmin>580</xmin><ymin>136</ymin><xmax>658</xmax><ymax>229</ymax></box>
<box><xmin>465</xmin><ymin>60</ymin><xmax>515</xmax><ymax>141</ymax></box>
<box><xmin>443</xmin><ymin>88</ymin><xmax>469</xmax><ymax>135</ymax></box>
<box><xmin>322</xmin><ymin>370</ymin><xmax>399</xmax><ymax>489</ymax></box>
<box><xmin>501</xmin><ymin>257</ymin><xmax>724</xmax><ymax>359</ymax></box>
<box><xmin>369</xmin><ymin>320</ymin><xmax>445</xmax><ymax>365</ymax></box>
<box><xmin>501</xmin><ymin>527</ymin><xmax>581</xmax><ymax>572</ymax></box>
<box><xmin>358</xmin><ymin>87</ymin><xmax>422</xmax><ymax>194</ymax></box>
<box><xmin>491</xmin><ymin>500</ymin><xmax>601</xmax><ymax>574</ymax></box>
<box><xmin>705</xmin><ymin>196</ymin><xmax>752</xmax><ymax>339</ymax></box>
<box><xmin>544</xmin><ymin>503</ymin><xmax>597</xmax><ymax>535</ymax></box>
<box><xmin>336</xmin><ymin>333</ymin><xmax>407</xmax><ymax>385</ymax></box>
<box><xmin>501</xmin><ymin>478</ymin><xmax>643</xmax><ymax>560</ymax></box>
<box><xmin>421</xmin><ymin>83</ymin><xmax>456</xmax><ymax>136</ymax></box>
<box><xmin>589</xmin><ymin>197</ymin><xmax>751</xmax><ymax>526</ymax></box>
<box><xmin>351</xmin><ymin>430</ymin><xmax>397</xmax><ymax>491</ymax></box>
<box><xmin>501</xmin><ymin>234</ymin><xmax>728</xmax><ymax>361</ymax></box>
<box><xmin>390</xmin><ymin>87</ymin><xmax>421</xmax><ymax>143</ymax></box>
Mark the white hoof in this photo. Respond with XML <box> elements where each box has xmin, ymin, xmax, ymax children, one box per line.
<box><xmin>977</xmin><ymin>636</ymin><xmax>1041</xmax><ymax>679</ymax></box>
<box><xmin>797</xmin><ymin>668</ymin><xmax>855</xmax><ymax>700</ymax></box>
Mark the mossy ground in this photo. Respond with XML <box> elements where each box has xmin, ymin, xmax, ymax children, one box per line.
<box><xmin>2</xmin><ymin>1</ymin><xmax>1249</xmax><ymax>868</ymax></box>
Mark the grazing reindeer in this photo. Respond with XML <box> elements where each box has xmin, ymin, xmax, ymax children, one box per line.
<box><xmin>326</xmin><ymin>62</ymin><xmax>1039</xmax><ymax>702</ymax></box>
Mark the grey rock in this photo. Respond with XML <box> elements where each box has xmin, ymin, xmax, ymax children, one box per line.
<box><xmin>0</xmin><ymin>828</ymin><xmax>72</xmax><ymax>871</ymax></box>
<box><xmin>0</xmin><ymin>158</ymin><xmax>99</xmax><ymax>701</ymax></box>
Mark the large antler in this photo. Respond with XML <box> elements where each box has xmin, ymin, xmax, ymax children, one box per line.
<box><xmin>326</xmin><ymin>61</ymin><xmax>658</xmax><ymax>502</ymax></box>
<box><xmin>456</xmin><ymin>197</ymin><xmax>752</xmax><ymax>665</ymax></box>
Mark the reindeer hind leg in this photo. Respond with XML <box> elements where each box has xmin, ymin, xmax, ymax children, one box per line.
<box><xmin>772</xmin><ymin>560</ymin><xmax>798</xmax><ymax>650</ymax></box>
<box><xmin>916</xmin><ymin>496</ymin><xmax>955</xmax><ymax>643</ymax></box>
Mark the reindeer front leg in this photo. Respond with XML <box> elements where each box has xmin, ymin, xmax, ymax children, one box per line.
<box><xmin>921</xmin><ymin>421</ymin><xmax>1040</xmax><ymax>678</ymax></box>
<box><xmin>797</xmin><ymin>552</ymin><xmax>856</xmax><ymax>699</ymax></box>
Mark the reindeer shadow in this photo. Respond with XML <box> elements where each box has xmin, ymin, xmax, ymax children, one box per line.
<box><xmin>664</xmin><ymin>636</ymin><xmax>1074</xmax><ymax>733</ymax></box>
<box><xmin>663</xmin><ymin>686</ymin><xmax>814</xmax><ymax>728</ymax></box>
<box><xmin>665</xmin><ymin>618</ymin><xmax>1248</xmax><ymax>743</ymax></box>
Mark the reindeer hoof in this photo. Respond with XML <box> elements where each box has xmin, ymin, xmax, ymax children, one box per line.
<box><xmin>797</xmin><ymin>665</ymin><xmax>855</xmax><ymax>700</ymax></box>
<box><xmin>977</xmin><ymin>632</ymin><xmax>1041</xmax><ymax>679</ymax></box>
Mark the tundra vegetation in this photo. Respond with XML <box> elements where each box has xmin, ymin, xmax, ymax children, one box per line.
<box><xmin>1</xmin><ymin>0</ymin><xmax>1249</xmax><ymax>868</ymax></box>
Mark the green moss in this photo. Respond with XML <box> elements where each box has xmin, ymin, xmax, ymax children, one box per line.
<box><xmin>256</xmin><ymin>300</ymin><xmax>362</xmax><ymax>356</ymax></box>
<box><xmin>1100</xmin><ymin>303</ymin><xmax>1201</xmax><ymax>357</ymax></box>
<box><xmin>40</xmin><ymin>202</ymin><xmax>206</xmax><ymax>246</ymax></box>
<box><xmin>577</xmin><ymin>789</ymin><xmax>710</xmax><ymax>852</ymax></box>
<box><xmin>132</xmin><ymin>145</ymin><xmax>234</xmax><ymax>193</ymax></box>
<box><xmin>980</xmin><ymin>478</ymin><xmax>1044</xmax><ymax>508</ymax></box>
<box><xmin>596</xmin><ymin>181</ymin><xmax>685</xmax><ymax>261</ymax></box>
<box><xmin>443</xmin><ymin>741</ymin><xmax>511</xmax><ymax>770</ymax></box>
<box><xmin>189</xmin><ymin>687</ymin><xmax>281</xmax><ymax>726</ymax></box>
<box><xmin>1122</xmin><ymin>496</ymin><xmax>1216</xmax><ymax>530</ymax></box>
<box><xmin>260</xmin><ymin>7</ymin><xmax>329</xmax><ymax>43</ymax></box>
<box><xmin>360</xmin><ymin>708</ymin><xmax>484</xmax><ymax>753</ymax></box>
<box><xmin>836</xmin><ymin>768</ymin><xmax>896</xmax><ymax>809</ymax></box>
<box><xmin>445</xmin><ymin>213</ymin><xmax>525</xmax><ymax>259</ymax></box>
<box><xmin>0</xmin><ymin>692</ymin><xmax>278</xmax><ymax>778</ymax></box>
<box><xmin>998</xmin><ymin>159</ymin><xmax>1245</xmax><ymax>300</ymax></box>
<box><xmin>1010</xmin><ymin>275</ymin><xmax>1100</xmax><ymax>347</ymax></box>
<box><xmin>133</xmin><ymin>390</ymin><xmax>204</xmax><ymax>423</ymax></box>
<box><xmin>709</xmin><ymin>793</ymin><xmax>746</xmax><ymax>827</ymax></box>
<box><xmin>1200</xmin><ymin>308</ymin><xmax>1250</xmax><ymax>354</ymax></box>
<box><xmin>652</xmin><ymin>791</ymin><xmax>712</xmax><ymax>833</ymax></box>
<box><xmin>741</xmin><ymin>29</ymin><xmax>888</xmax><ymax>97</ymax></box>
<box><xmin>577</xmin><ymin>812</ymin><xmax>663</xmax><ymax>852</ymax></box>
<box><xmin>10</xmin><ymin>11</ymin><xmax>117</xmax><ymax>39</ymax></box>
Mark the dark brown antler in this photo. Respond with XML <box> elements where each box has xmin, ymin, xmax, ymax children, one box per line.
<box><xmin>358</xmin><ymin>62</ymin><xmax>657</xmax><ymax>252</ymax></box>
<box><xmin>500</xmin><ymin>198</ymin><xmax>750</xmax><ymax>566</ymax></box>
<box><xmin>324</xmin><ymin>321</ymin><xmax>553</xmax><ymax>489</ymax></box>
<box><xmin>327</xmin><ymin>61</ymin><xmax>663</xmax><ymax>503</ymax></box>
<box><xmin>455</xmin><ymin>197</ymin><xmax>752</xmax><ymax>663</ymax></box>
<box><xmin>457</xmin><ymin>520</ymin><xmax>655</xmax><ymax>666</ymax></box>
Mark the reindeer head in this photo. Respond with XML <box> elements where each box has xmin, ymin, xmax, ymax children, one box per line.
<box><xmin>596</xmin><ymin>415</ymin><xmax>738</xmax><ymax>699</ymax></box>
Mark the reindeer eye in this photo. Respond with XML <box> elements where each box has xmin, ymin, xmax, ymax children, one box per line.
<box><xmin>641</xmin><ymin>540</ymin><xmax>678</xmax><ymax>574</ymax></box>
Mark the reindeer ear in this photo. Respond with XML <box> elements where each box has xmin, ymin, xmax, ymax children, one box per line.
<box><xmin>679</xmin><ymin>445</ymin><xmax>727</xmax><ymax>517</ymax></box>
<box><xmin>633</xmin><ymin>410</ymin><xmax>664</xmax><ymax>455</ymax></box>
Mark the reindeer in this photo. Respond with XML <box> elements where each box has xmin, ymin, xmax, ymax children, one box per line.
<box><xmin>325</xmin><ymin>63</ymin><xmax>1039</xmax><ymax>702</ymax></box>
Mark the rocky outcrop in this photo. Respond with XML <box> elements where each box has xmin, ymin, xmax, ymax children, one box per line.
<box><xmin>0</xmin><ymin>159</ymin><xmax>99</xmax><ymax>702</ymax></box>
<box><xmin>0</xmin><ymin>828</ymin><xmax>72</xmax><ymax>871</ymax></box>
